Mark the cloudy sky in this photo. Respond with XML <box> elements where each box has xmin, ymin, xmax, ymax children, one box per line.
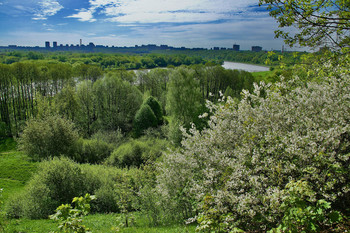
<box><xmin>0</xmin><ymin>0</ymin><xmax>288</xmax><ymax>50</ymax></box>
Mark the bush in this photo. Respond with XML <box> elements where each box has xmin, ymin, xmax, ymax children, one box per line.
<box><xmin>5</xmin><ymin>157</ymin><xmax>149</xmax><ymax>219</ymax></box>
<box><xmin>105</xmin><ymin>138</ymin><xmax>170</xmax><ymax>168</ymax></box>
<box><xmin>76</xmin><ymin>139</ymin><xmax>114</xmax><ymax>164</ymax></box>
<box><xmin>6</xmin><ymin>157</ymin><xmax>87</xmax><ymax>219</ymax></box>
<box><xmin>18</xmin><ymin>115</ymin><xmax>79</xmax><ymax>161</ymax></box>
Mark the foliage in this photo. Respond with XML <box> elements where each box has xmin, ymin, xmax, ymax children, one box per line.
<box><xmin>18</xmin><ymin>115</ymin><xmax>79</xmax><ymax>161</ymax></box>
<box><xmin>105</xmin><ymin>138</ymin><xmax>169</xmax><ymax>168</ymax></box>
<box><xmin>5</xmin><ymin>157</ymin><xmax>149</xmax><ymax>219</ymax></box>
<box><xmin>144</xmin><ymin>96</ymin><xmax>163</xmax><ymax>125</ymax></box>
<box><xmin>133</xmin><ymin>104</ymin><xmax>158</xmax><ymax>137</ymax></box>
<box><xmin>166</xmin><ymin>67</ymin><xmax>204</xmax><ymax>144</ymax></box>
<box><xmin>259</xmin><ymin>0</ymin><xmax>350</xmax><ymax>49</ymax></box>
<box><xmin>93</xmin><ymin>74</ymin><xmax>143</xmax><ymax>132</ymax></box>
<box><xmin>6</xmin><ymin>157</ymin><xmax>87</xmax><ymax>219</ymax></box>
<box><xmin>271</xmin><ymin>180</ymin><xmax>343</xmax><ymax>233</ymax></box>
<box><xmin>50</xmin><ymin>194</ymin><xmax>96</xmax><ymax>233</ymax></box>
<box><xmin>156</xmin><ymin>62</ymin><xmax>350</xmax><ymax>231</ymax></box>
<box><xmin>90</xmin><ymin>129</ymin><xmax>124</xmax><ymax>146</ymax></box>
<box><xmin>76</xmin><ymin>139</ymin><xmax>114</xmax><ymax>164</ymax></box>
<box><xmin>54</xmin><ymin>84</ymin><xmax>79</xmax><ymax>122</ymax></box>
<box><xmin>0</xmin><ymin>137</ymin><xmax>16</xmax><ymax>152</ymax></box>
<box><xmin>75</xmin><ymin>80</ymin><xmax>95</xmax><ymax>136</ymax></box>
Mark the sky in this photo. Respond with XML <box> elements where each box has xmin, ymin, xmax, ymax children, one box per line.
<box><xmin>0</xmin><ymin>0</ymin><xmax>290</xmax><ymax>50</ymax></box>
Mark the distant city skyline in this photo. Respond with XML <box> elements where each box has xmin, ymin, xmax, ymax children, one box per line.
<box><xmin>2</xmin><ymin>41</ymin><xmax>274</xmax><ymax>53</ymax></box>
<box><xmin>0</xmin><ymin>0</ymin><xmax>300</xmax><ymax>51</ymax></box>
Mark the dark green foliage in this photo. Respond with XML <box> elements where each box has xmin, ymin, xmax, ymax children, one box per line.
<box><xmin>133</xmin><ymin>104</ymin><xmax>158</xmax><ymax>137</ymax></box>
<box><xmin>105</xmin><ymin>138</ymin><xmax>170</xmax><ymax>168</ymax></box>
<box><xmin>0</xmin><ymin>138</ymin><xmax>16</xmax><ymax>152</ymax></box>
<box><xmin>76</xmin><ymin>139</ymin><xmax>114</xmax><ymax>164</ymax></box>
<box><xmin>223</xmin><ymin>86</ymin><xmax>235</xmax><ymax>98</ymax></box>
<box><xmin>144</xmin><ymin>96</ymin><xmax>163</xmax><ymax>125</ymax></box>
<box><xmin>18</xmin><ymin>115</ymin><xmax>79</xmax><ymax>161</ymax></box>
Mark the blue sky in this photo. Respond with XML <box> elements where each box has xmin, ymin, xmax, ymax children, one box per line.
<box><xmin>0</xmin><ymin>0</ymin><xmax>288</xmax><ymax>50</ymax></box>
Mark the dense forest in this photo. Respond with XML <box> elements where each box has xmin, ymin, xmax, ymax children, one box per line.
<box><xmin>0</xmin><ymin>0</ymin><xmax>349</xmax><ymax>232</ymax></box>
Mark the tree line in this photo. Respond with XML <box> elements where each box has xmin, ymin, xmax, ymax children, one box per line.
<box><xmin>0</xmin><ymin>61</ymin><xmax>262</xmax><ymax>139</ymax></box>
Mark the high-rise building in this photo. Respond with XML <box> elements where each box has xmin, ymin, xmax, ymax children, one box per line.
<box><xmin>45</xmin><ymin>41</ymin><xmax>50</xmax><ymax>48</ymax></box>
<box><xmin>53</xmin><ymin>41</ymin><xmax>57</xmax><ymax>47</ymax></box>
<box><xmin>251</xmin><ymin>46</ymin><xmax>262</xmax><ymax>52</ymax></box>
<box><xmin>233</xmin><ymin>44</ymin><xmax>240</xmax><ymax>51</ymax></box>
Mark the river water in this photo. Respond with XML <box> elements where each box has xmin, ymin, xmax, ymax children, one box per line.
<box><xmin>222</xmin><ymin>61</ymin><xmax>269</xmax><ymax>72</ymax></box>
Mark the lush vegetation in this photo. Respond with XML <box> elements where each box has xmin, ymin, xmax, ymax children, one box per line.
<box><xmin>1</xmin><ymin>1</ymin><xmax>350</xmax><ymax>232</ymax></box>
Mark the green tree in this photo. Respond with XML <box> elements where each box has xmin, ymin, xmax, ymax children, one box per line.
<box><xmin>144</xmin><ymin>96</ymin><xmax>163</xmax><ymax>125</ymax></box>
<box><xmin>54</xmin><ymin>84</ymin><xmax>78</xmax><ymax>121</ymax></box>
<box><xmin>133</xmin><ymin>104</ymin><xmax>158</xmax><ymax>137</ymax></box>
<box><xmin>166</xmin><ymin>67</ymin><xmax>203</xmax><ymax>143</ymax></box>
<box><xmin>93</xmin><ymin>75</ymin><xmax>142</xmax><ymax>132</ymax></box>
<box><xmin>259</xmin><ymin>0</ymin><xmax>350</xmax><ymax>49</ymax></box>
<box><xmin>18</xmin><ymin>115</ymin><xmax>79</xmax><ymax>161</ymax></box>
<box><xmin>76</xmin><ymin>80</ymin><xmax>95</xmax><ymax>136</ymax></box>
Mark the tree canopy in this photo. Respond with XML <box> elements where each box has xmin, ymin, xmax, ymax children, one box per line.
<box><xmin>259</xmin><ymin>0</ymin><xmax>350</xmax><ymax>49</ymax></box>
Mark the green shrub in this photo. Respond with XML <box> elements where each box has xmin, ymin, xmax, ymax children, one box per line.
<box><xmin>76</xmin><ymin>139</ymin><xmax>114</xmax><ymax>164</ymax></box>
<box><xmin>105</xmin><ymin>138</ymin><xmax>169</xmax><ymax>168</ymax></box>
<box><xmin>18</xmin><ymin>115</ymin><xmax>79</xmax><ymax>161</ymax></box>
<box><xmin>5</xmin><ymin>157</ymin><xmax>149</xmax><ymax>219</ymax></box>
<box><xmin>6</xmin><ymin>157</ymin><xmax>87</xmax><ymax>219</ymax></box>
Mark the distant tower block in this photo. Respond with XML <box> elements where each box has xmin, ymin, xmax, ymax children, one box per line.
<box><xmin>233</xmin><ymin>44</ymin><xmax>240</xmax><ymax>51</ymax></box>
<box><xmin>45</xmin><ymin>41</ymin><xmax>50</xmax><ymax>48</ymax></box>
<box><xmin>252</xmin><ymin>46</ymin><xmax>262</xmax><ymax>52</ymax></box>
<box><xmin>53</xmin><ymin>41</ymin><xmax>57</xmax><ymax>47</ymax></box>
<box><xmin>80</xmin><ymin>39</ymin><xmax>82</xmax><ymax>46</ymax></box>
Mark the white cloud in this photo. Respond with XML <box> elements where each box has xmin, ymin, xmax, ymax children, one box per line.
<box><xmin>68</xmin><ymin>0</ymin><xmax>259</xmax><ymax>24</ymax></box>
<box><xmin>66</xmin><ymin>9</ymin><xmax>96</xmax><ymax>22</ymax></box>
<box><xmin>32</xmin><ymin>0</ymin><xmax>63</xmax><ymax>20</ymax></box>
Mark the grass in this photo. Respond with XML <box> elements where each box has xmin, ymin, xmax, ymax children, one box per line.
<box><xmin>251</xmin><ymin>70</ymin><xmax>273</xmax><ymax>80</ymax></box>
<box><xmin>0</xmin><ymin>138</ymin><xmax>38</xmax><ymax>202</ymax></box>
<box><xmin>4</xmin><ymin>213</ymin><xmax>196</xmax><ymax>232</ymax></box>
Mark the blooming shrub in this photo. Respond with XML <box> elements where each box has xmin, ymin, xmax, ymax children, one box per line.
<box><xmin>156</xmin><ymin>63</ymin><xmax>350</xmax><ymax>230</ymax></box>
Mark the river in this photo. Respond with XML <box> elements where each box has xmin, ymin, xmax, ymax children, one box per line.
<box><xmin>222</xmin><ymin>61</ymin><xmax>269</xmax><ymax>72</ymax></box>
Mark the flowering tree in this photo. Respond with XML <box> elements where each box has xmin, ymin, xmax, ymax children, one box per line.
<box><xmin>156</xmin><ymin>61</ymin><xmax>350</xmax><ymax>231</ymax></box>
